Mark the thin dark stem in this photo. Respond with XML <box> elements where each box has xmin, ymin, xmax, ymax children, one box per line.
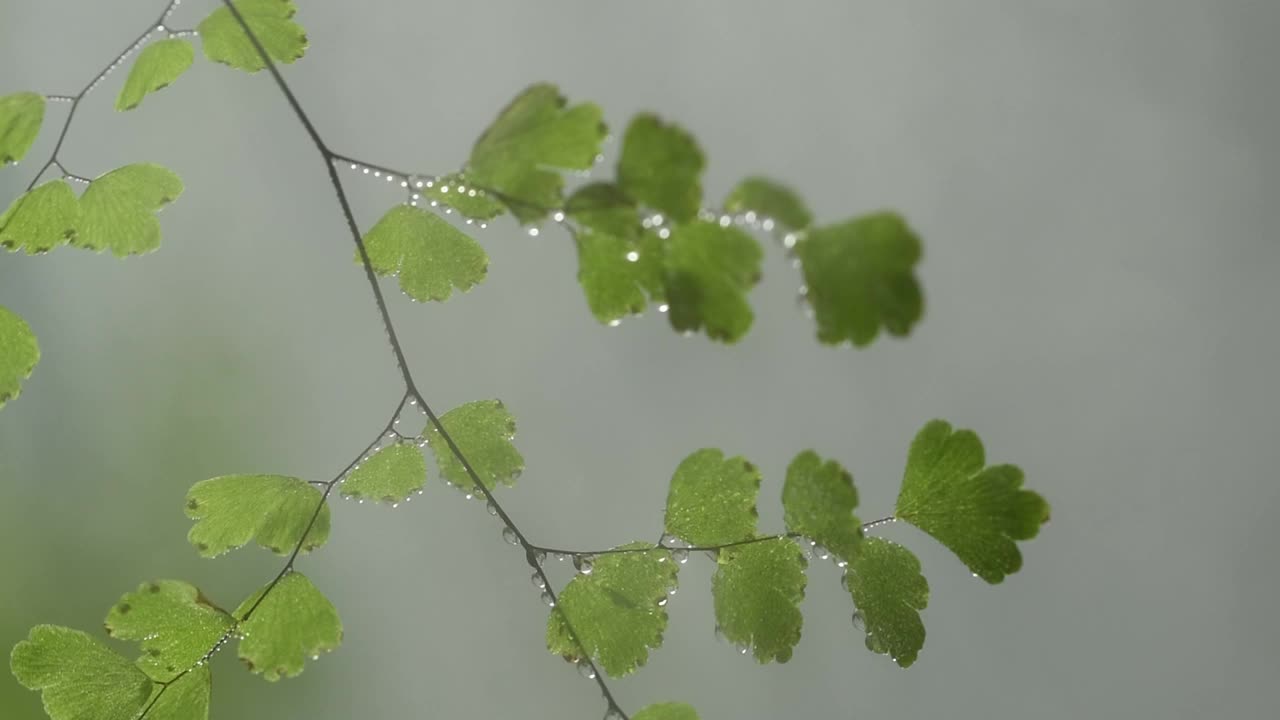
<box><xmin>22</xmin><ymin>1</ymin><xmax>178</xmax><ymax>192</ymax></box>
<box><xmin>532</xmin><ymin>517</ymin><xmax>898</xmax><ymax>559</ymax></box>
<box><xmin>214</xmin><ymin>0</ymin><xmax>629</xmax><ymax>716</ymax></box>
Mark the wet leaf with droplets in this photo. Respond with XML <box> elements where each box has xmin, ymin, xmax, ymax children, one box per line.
<box><xmin>847</xmin><ymin>538</ymin><xmax>928</xmax><ymax>667</ymax></box>
<box><xmin>546</xmin><ymin>542</ymin><xmax>676</xmax><ymax>677</ymax></box>
<box><xmin>198</xmin><ymin>0</ymin><xmax>308</xmax><ymax>73</ymax></box>
<box><xmin>75</xmin><ymin>163</ymin><xmax>183</xmax><ymax>256</ymax></box>
<box><xmin>0</xmin><ymin>306</ymin><xmax>39</xmax><ymax>410</ymax></box>
<box><xmin>895</xmin><ymin>420</ymin><xmax>1049</xmax><ymax>583</ymax></box>
<box><xmin>185</xmin><ymin>474</ymin><xmax>331</xmax><ymax>558</ymax></box>
<box><xmin>567</xmin><ymin>182</ymin><xmax>666</xmax><ymax>322</ymax></box>
<box><xmin>795</xmin><ymin>212</ymin><xmax>923</xmax><ymax>347</ymax></box>
<box><xmin>0</xmin><ymin>180</ymin><xmax>80</xmax><ymax>254</ymax></box>
<box><xmin>0</xmin><ymin>92</ymin><xmax>44</xmax><ymax>164</ymax></box>
<box><xmin>712</xmin><ymin>538</ymin><xmax>807</xmax><ymax>663</ymax></box>
<box><xmin>573</xmin><ymin>229</ymin><xmax>665</xmax><ymax>323</ymax></box>
<box><xmin>359</xmin><ymin>204</ymin><xmax>488</xmax><ymax>302</ymax></box>
<box><xmin>466</xmin><ymin>84</ymin><xmax>606</xmax><ymax>223</ymax></box>
<box><xmin>103</xmin><ymin>580</ymin><xmax>233</xmax><ymax>681</ymax></box>
<box><xmin>423</xmin><ymin>174</ymin><xmax>506</xmax><ymax>221</ymax></box>
<box><xmin>10</xmin><ymin>625</ymin><xmax>153</xmax><ymax>720</ymax></box>
<box><xmin>663</xmin><ymin>221</ymin><xmax>762</xmax><ymax>342</ymax></box>
<box><xmin>633</xmin><ymin>702</ymin><xmax>700</xmax><ymax>720</ymax></box>
<box><xmin>782</xmin><ymin>450</ymin><xmax>862</xmax><ymax>563</ymax></box>
<box><xmin>116</xmin><ymin>39</ymin><xmax>195</xmax><ymax>111</ymax></box>
<box><xmin>234</xmin><ymin>572</ymin><xmax>341</xmax><ymax>681</ymax></box>
<box><xmin>617</xmin><ymin>114</ymin><xmax>704</xmax><ymax>223</ymax></box>
<box><xmin>723</xmin><ymin>176</ymin><xmax>812</xmax><ymax>231</ymax></box>
<box><xmin>340</xmin><ymin>442</ymin><xmax>426</xmax><ymax>504</ymax></box>
<box><xmin>663</xmin><ymin>448</ymin><xmax>761</xmax><ymax>546</ymax></box>
<box><xmin>425</xmin><ymin>399</ymin><xmax>524</xmax><ymax>492</ymax></box>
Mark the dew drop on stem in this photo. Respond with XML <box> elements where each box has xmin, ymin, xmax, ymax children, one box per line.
<box><xmin>852</xmin><ymin>611</ymin><xmax>865</xmax><ymax>632</ymax></box>
<box><xmin>502</xmin><ymin>527</ymin><xmax>519</xmax><ymax>546</ymax></box>
<box><xmin>531</xmin><ymin>572</ymin><xmax>546</xmax><ymax>590</ymax></box>
<box><xmin>486</xmin><ymin>500</ymin><xmax>498</xmax><ymax>516</ymax></box>
<box><xmin>573</xmin><ymin>555</ymin><xmax>594</xmax><ymax>575</ymax></box>
<box><xmin>672</xmin><ymin>548</ymin><xmax>689</xmax><ymax>564</ymax></box>
<box><xmin>577</xmin><ymin>661</ymin><xmax>597</xmax><ymax>680</ymax></box>
<box><xmin>540</xmin><ymin>590</ymin><xmax>556</xmax><ymax>607</ymax></box>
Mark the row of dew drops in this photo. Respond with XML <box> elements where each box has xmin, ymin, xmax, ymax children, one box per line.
<box><xmin>338</xmin><ymin>149</ymin><xmax>814</xmax><ymax>325</ymax></box>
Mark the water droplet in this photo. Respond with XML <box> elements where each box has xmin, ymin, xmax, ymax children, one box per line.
<box><xmin>625</xmin><ymin>250</ymin><xmax>639</xmax><ymax>262</ymax></box>
<box><xmin>607</xmin><ymin>319</ymin><xmax>621</xmax><ymax>327</ymax></box>
<box><xmin>531</xmin><ymin>572</ymin><xmax>546</xmax><ymax>590</ymax></box>
<box><xmin>574</xmin><ymin>555</ymin><xmax>594</xmax><ymax>575</ymax></box>
<box><xmin>714</xmin><ymin>625</ymin><xmax>728</xmax><ymax>644</ymax></box>
<box><xmin>657</xmin><ymin>303</ymin><xmax>669</xmax><ymax>313</ymax></box>
<box><xmin>762</xmin><ymin>218</ymin><xmax>775</xmax><ymax>231</ymax></box>
<box><xmin>533</xmin><ymin>549</ymin><xmax>547</xmax><ymax>564</ymax></box>
<box><xmin>502</xmin><ymin>527</ymin><xmax>520</xmax><ymax>546</ymax></box>
<box><xmin>553</xmin><ymin>211</ymin><xmax>565</xmax><ymax>222</ymax></box>
<box><xmin>577</xmin><ymin>661</ymin><xmax>596</xmax><ymax>679</ymax></box>
<box><xmin>311</xmin><ymin>654</ymin><xmax>320</xmax><ymax>661</ymax></box>
<box><xmin>528</xmin><ymin>227</ymin><xmax>540</xmax><ymax>237</ymax></box>
<box><xmin>657</xmin><ymin>227</ymin><xmax>671</xmax><ymax>239</ymax></box>
<box><xmin>541</xmin><ymin>590</ymin><xmax>556</xmax><ymax>607</ymax></box>
<box><xmin>719</xmin><ymin>215</ymin><xmax>732</xmax><ymax>227</ymax></box>
<box><xmin>660</xmin><ymin>533</ymin><xmax>682</xmax><ymax>547</ymax></box>
<box><xmin>486</xmin><ymin>500</ymin><xmax>498</xmax><ymax>516</ymax></box>
<box><xmin>814</xmin><ymin>545</ymin><xmax>830</xmax><ymax>561</ymax></box>
<box><xmin>667</xmin><ymin>587</ymin><xmax>678</xmax><ymax>597</ymax></box>
<box><xmin>840</xmin><ymin>571</ymin><xmax>851</xmax><ymax>590</ymax></box>
<box><xmin>656</xmin><ymin>596</ymin><xmax>668</xmax><ymax>607</ymax></box>
<box><xmin>672</xmin><ymin>548</ymin><xmax>689</xmax><ymax>564</ymax></box>
<box><xmin>852</xmin><ymin>611</ymin><xmax>865</xmax><ymax>632</ymax></box>
<box><xmin>864</xmin><ymin>633</ymin><xmax>879</xmax><ymax>652</ymax></box>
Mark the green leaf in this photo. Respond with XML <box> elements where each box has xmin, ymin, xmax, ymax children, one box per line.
<box><xmin>425</xmin><ymin>399</ymin><xmax>524</xmax><ymax>491</ymax></box>
<box><xmin>847</xmin><ymin>538</ymin><xmax>928</xmax><ymax>667</ymax></box>
<box><xmin>566</xmin><ymin>182</ymin><xmax>638</xmax><ymax>238</ymax></box>
<box><xmin>234</xmin><ymin>572</ymin><xmax>341</xmax><ymax>681</ymax></box>
<box><xmin>546</xmin><ymin>542</ymin><xmax>678</xmax><ymax>677</ymax></box>
<box><xmin>116</xmin><ymin>39</ymin><xmax>195</xmax><ymax>111</ymax></box>
<box><xmin>147</xmin><ymin>665</ymin><xmax>211</xmax><ymax>720</ymax></box>
<box><xmin>76</xmin><ymin>163</ymin><xmax>183</xmax><ymax>256</ymax></box>
<box><xmin>574</xmin><ymin>229</ymin><xmax>659</xmax><ymax>322</ymax></box>
<box><xmin>103</xmin><ymin>580</ymin><xmax>233</xmax><ymax>680</ymax></box>
<box><xmin>422</xmin><ymin>174</ymin><xmax>505</xmax><ymax>221</ymax></box>
<box><xmin>0</xmin><ymin>92</ymin><xmax>44</xmax><ymax>164</ymax></box>
<box><xmin>895</xmin><ymin>420</ymin><xmax>1050</xmax><ymax>583</ymax></box>
<box><xmin>566</xmin><ymin>183</ymin><xmax>666</xmax><ymax>322</ymax></box>
<box><xmin>340</xmin><ymin>441</ymin><xmax>426</xmax><ymax>504</ymax></box>
<box><xmin>723</xmin><ymin>177</ymin><xmax>812</xmax><ymax>231</ymax></box>
<box><xmin>360</xmin><ymin>204</ymin><xmax>488</xmax><ymax>302</ymax></box>
<box><xmin>796</xmin><ymin>212</ymin><xmax>924</xmax><ymax>347</ymax></box>
<box><xmin>466</xmin><ymin>84</ymin><xmax>605</xmax><ymax>223</ymax></box>
<box><xmin>10</xmin><ymin>625</ymin><xmax>153</xmax><ymax>720</ymax></box>
<box><xmin>634</xmin><ymin>702</ymin><xmax>700</xmax><ymax>720</ymax></box>
<box><xmin>664</xmin><ymin>221</ymin><xmax>762</xmax><ymax>342</ymax></box>
<box><xmin>617</xmin><ymin>114</ymin><xmax>705</xmax><ymax>223</ymax></box>
<box><xmin>185</xmin><ymin>474</ymin><xmax>331</xmax><ymax>557</ymax></box>
<box><xmin>782</xmin><ymin>450</ymin><xmax>862</xmax><ymax>563</ymax></box>
<box><xmin>664</xmin><ymin>449</ymin><xmax>760</xmax><ymax>546</ymax></box>
<box><xmin>198</xmin><ymin>0</ymin><xmax>308</xmax><ymax>73</ymax></box>
<box><xmin>712</xmin><ymin>538</ymin><xmax>807</xmax><ymax>663</ymax></box>
<box><xmin>0</xmin><ymin>180</ymin><xmax>80</xmax><ymax>254</ymax></box>
<box><xmin>0</xmin><ymin>306</ymin><xmax>40</xmax><ymax>409</ymax></box>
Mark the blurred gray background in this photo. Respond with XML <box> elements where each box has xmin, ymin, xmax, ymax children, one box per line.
<box><xmin>2</xmin><ymin>1</ymin><xmax>1277</xmax><ymax>718</ymax></box>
